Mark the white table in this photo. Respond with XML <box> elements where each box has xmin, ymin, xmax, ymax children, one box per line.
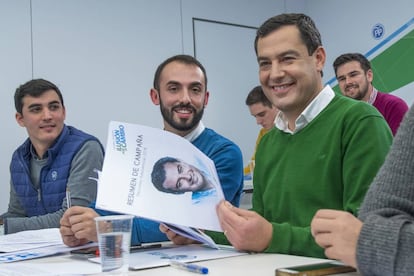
<box><xmin>0</xmin><ymin>249</ymin><xmax>359</xmax><ymax>275</ymax></box>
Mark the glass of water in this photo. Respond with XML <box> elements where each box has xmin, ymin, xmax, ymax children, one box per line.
<box><xmin>94</xmin><ymin>215</ymin><xmax>133</xmax><ymax>274</ymax></box>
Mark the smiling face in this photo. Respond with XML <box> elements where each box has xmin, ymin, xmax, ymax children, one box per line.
<box><xmin>256</xmin><ymin>25</ymin><xmax>325</xmax><ymax>125</ymax></box>
<box><xmin>150</xmin><ymin>61</ymin><xmax>209</xmax><ymax>137</ymax></box>
<box><xmin>336</xmin><ymin>60</ymin><xmax>373</xmax><ymax>101</ymax></box>
<box><xmin>15</xmin><ymin>89</ymin><xmax>66</xmax><ymax>158</ymax></box>
<box><xmin>162</xmin><ymin>160</ymin><xmax>207</xmax><ymax>193</ymax></box>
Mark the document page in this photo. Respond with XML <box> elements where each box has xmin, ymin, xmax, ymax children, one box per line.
<box><xmin>0</xmin><ymin>228</ymin><xmax>98</xmax><ymax>263</ymax></box>
<box><xmin>0</xmin><ymin>228</ymin><xmax>62</xmax><ymax>253</ymax></box>
<box><xmin>96</xmin><ymin>121</ymin><xmax>225</xmax><ymax>233</ymax></box>
<box><xmin>88</xmin><ymin>244</ymin><xmax>247</xmax><ymax>270</ymax></box>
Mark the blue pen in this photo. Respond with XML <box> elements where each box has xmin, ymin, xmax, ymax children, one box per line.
<box><xmin>170</xmin><ymin>260</ymin><xmax>209</xmax><ymax>274</ymax></box>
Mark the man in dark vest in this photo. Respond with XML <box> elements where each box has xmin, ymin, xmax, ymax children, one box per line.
<box><xmin>0</xmin><ymin>79</ymin><xmax>104</xmax><ymax>234</ymax></box>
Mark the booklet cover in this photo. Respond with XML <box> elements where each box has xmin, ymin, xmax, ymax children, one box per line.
<box><xmin>96</xmin><ymin>121</ymin><xmax>225</xmax><ymax>236</ymax></box>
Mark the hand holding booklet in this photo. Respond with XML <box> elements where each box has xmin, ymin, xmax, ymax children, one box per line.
<box><xmin>96</xmin><ymin>121</ymin><xmax>225</xmax><ymax>248</ymax></box>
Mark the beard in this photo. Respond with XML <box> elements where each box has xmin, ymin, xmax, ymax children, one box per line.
<box><xmin>159</xmin><ymin>100</ymin><xmax>204</xmax><ymax>132</ymax></box>
<box><xmin>345</xmin><ymin>81</ymin><xmax>369</xmax><ymax>101</ymax></box>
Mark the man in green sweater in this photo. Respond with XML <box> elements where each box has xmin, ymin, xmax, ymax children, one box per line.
<box><xmin>161</xmin><ymin>13</ymin><xmax>393</xmax><ymax>258</ymax></box>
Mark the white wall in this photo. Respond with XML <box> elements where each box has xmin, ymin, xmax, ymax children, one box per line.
<box><xmin>0</xmin><ymin>0</ymin><xmax>33</xmax><ymax>212</ymax></box>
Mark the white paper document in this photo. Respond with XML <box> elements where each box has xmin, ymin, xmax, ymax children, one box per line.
<box><xmin>0</xmin><ymin>228</ymin><xmax>62</xmax><ymax>253</ymax></box>
<box><xmin>96</xmin><ymin>121</ymin><xmax>225</xmax><ymax>236</ymax></box>
<box><xmin>89</xmin><ymin>244</ymin><xmax>247</xmax><ymax>270</ymax></box>
<box><xmin>0</xmin><ymin>228</ymin><xmax>98</xmax><ymax>263</ymax></box>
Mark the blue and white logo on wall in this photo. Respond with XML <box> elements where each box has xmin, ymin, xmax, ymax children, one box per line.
<box><xmin>372</xmin><ymin>23</ymin><xmax>385</xmax><ymax>40</ymax></box>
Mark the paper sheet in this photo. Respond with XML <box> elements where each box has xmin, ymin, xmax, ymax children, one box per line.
<box><xmin>89</xmin><ymin>244</ymin><xmax>247</xmax><ymax>270</ymax></box>
<box><xmin>96</xmin><ymin>121</ymin><xmax>225</xmax><ymax>232</ymax></box>
<box><xmin>0</xmin><ymin>228</ymin><xmax>62</xmax><ymax>253</ymax></box>
<box><xmin>0</xmin><ymin>228</ymin><xmax>98</xmax><ymax>263</ymax></box>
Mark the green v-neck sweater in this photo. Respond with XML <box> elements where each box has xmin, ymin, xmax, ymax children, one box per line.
<box><xmin>208</xmin><ymin>95</ymin><xmax>392</xmax><ymax>258</ymax></box>
<box><xmin>254</xmin><ymin>95</ymin><xmax>392</xmax><ymax>257</ymax></box>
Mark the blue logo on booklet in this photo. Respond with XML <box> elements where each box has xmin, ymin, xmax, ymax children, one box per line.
<box><xmin>113</xmin><ymin>124</ymin><xmax>127</xmax><ymax>154</ymax></box>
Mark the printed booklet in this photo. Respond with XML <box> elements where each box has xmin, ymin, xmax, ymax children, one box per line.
<box><xmin>95</xmin><ymin>121</ymin><xmax>225</xmax><ymax>248</ymax></box>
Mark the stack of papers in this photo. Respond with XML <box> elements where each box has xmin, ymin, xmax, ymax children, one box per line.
<box><xmin>0</xmin><ymin>228</ymin><xmax>62</xmax><ymax>253</ymax></box>
<box><xmin>0</xmin><ymin>228</ymin><xmax>96</xmax><ymax>263</ymax></box>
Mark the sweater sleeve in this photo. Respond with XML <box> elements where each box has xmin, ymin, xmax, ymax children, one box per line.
<box><xmin>130</xmin><ymin>217</ymin><xmax>168</xmax><ymax>244</ymax></box>
<box><xmin>1</xmin><ymin>180</ymin><xmax>26</xmax><ymax>218</ymax></box>
<box><xmin>94</xmin><ymin>205</ymin><xmax>168</xmax><ymax>246</ymax></box>
<box><xmin>212</xmin><ymin>142</ymin><xmax>244</xmax><ymax>207</ymax></box>
<box><xmin>357</xmin><ymin>104</ymin><xmax>414</xmax><ymax>276</ymax></box>
<box><xmin>5</xmin><ymin>140</ymin><xmax>103</xmax><ymax>234</ymax></box>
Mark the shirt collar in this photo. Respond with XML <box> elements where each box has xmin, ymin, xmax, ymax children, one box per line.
<box><xmin>367</xmin><ymin>87</ymin><xmax>378</xmax><ymax>105</ymax></box>
<box><xmin>275</xmin><ymin>85</ymin><xmax>335</xmax><ymax>134</ymax></box>
<box><xmin>184</xmin><ymin>121</ymin><xmax>205</xmax><ymax>142</ymax></box>
<box><xmin>30</xmin><ymin>143</ymin><xmax>48</xmax><ymax>160</ymax></box>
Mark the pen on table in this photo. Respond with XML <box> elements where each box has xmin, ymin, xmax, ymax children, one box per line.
<box><xmin>66</xmin><ymin>187</ymin><xmax>72</xmax><ymax>208</ymax></box>
<box><xmin>170</xmin><ymin>260</ymin><xmax>209</xmax><ymax>274</ymax></box>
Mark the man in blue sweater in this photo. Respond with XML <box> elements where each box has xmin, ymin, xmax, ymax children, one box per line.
<box><xmin>60</xmin><ymin>55</ymin><xmax>244</xmax><ymax>246</ymax></box>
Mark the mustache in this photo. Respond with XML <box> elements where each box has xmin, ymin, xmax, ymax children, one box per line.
<box><xmin>345</xmin><ymin>84</ymin><xmax>358</xmax><ymax>90</ymax></box>
<box><xmin>172</xmin><ymin>103</ymin><xmax>196</xmax><ymax>112</ymax></box>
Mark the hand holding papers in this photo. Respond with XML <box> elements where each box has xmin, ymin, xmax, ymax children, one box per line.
<box><xmin>162</xmin><ymin>223</ymin><xmax>218</xmax><ymax>249</ymax></box>
<box><xmin>96</xmin><ymin>121</ymin><xmax>225</xmax><ymax>246</ymax></box>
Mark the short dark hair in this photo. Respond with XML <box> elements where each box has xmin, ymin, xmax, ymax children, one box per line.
<box><xmin>153</xmin><ymin>54</ymin><xmax>208</xmax><ymax>91</ymax></box>
<box><xmin>14</xmin><ymin>79</ymin><xmax>64</xmax><ymax>114</ymax></box>
<box><xmin>254</xmin><ymin>13</ymin><xmax>322</xmax><ymax>56</ymax></box>
<box><xmin>333</xmin><ymin>53</ymin><xmax>372</xmax><ymax>76</ymax></box>
<box><xmin>245</xmin><ymin>85</ymin><xmax>272</xmax><ymax>108</ymax></box>
<box><xmin>151</xmin><ymin>156</ymin><xmax>184</xmax><ymax>194</ymax></box>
